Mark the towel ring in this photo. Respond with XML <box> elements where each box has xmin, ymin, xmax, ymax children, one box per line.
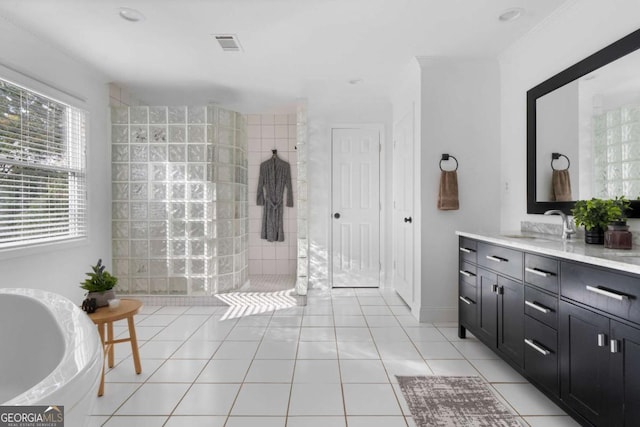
<box><xmin>551</xmin><ymin>153</ymin><xmax>570</xmax><ymax>171</ymax></box>
<box><xmin>439</xmin><ymin>154</ymin><xmax>458</xmax><ymax>172</ymax></box>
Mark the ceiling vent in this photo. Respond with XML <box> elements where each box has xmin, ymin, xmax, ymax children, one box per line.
<box><xmin>214</xmin><ymin>35</ymin><xmax>242</xmax><ymax>52</ymax></box>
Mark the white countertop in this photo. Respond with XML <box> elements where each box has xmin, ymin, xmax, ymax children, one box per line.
<box><xmin>456</xmin><ymin>230</ymin><xmax>640</xmax><ymax>276</ymax></box>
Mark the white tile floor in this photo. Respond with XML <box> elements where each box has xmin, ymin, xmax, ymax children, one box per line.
<box><xmin>89</xmin><ymin>287</ymin><xmax>580</xmax><ymax>427</ymax></box>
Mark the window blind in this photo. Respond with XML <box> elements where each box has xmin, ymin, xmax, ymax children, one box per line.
<box><xmin>0</xmin><ymin>79</ymin><xmax>87</xmax><ymax>249</ymax></box>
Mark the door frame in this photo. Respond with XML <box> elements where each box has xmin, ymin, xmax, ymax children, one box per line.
<box><xmin>329</xmin><ymin>123</ymin><xmax>385</xmax><ymax>288</ymax></box>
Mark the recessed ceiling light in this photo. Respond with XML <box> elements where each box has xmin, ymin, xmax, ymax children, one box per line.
<box><xmin>119</xmin><ymin>7</ymin><xmax>145</xmax><ymax>22</ymax></box>
<box><xmin>499</xmin><ymin>7</ymin><xmax>524</xmax><ymax>22</ymax></box>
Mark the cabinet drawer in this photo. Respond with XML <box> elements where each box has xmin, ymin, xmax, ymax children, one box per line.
<box><xmin>459</xmin><ymin>282</ymin><xmax>477</xmax><ymax>330</ymax></box>
<box><xmin>524</xmin><ymin>285</ymin><xmax>558</xmax><ymax>330</ymax></box>
<box><xmin>459</xmin><ymin>261</ymin><xmax>477</xmax><ymax>287</ymax></box>
<box><xmin>459</xmin><ymin>237</ymin><xmax>478</xmax><ymax>264</ymax></box>
<box><xmin>525</xmin><ymin>253</ymin><xmax>559</xmax><ymax>293</ymax></box>
<box><xmin>561</xmin><ymin>261</ymin><xmax>640</xmax><ymax>324</ymax></box>
<box><xmin>478</xmin><ymin>242</ymin><xmax>523</xmax><ymax>280</ymax></box>
<box><xmin>524</xmin><ymin>316</ymin><xmax>559</xmax><ymax>396</ymax></box>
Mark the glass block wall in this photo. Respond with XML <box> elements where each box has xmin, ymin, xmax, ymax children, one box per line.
<box><xmin>593</xmin><ymin>105</ymin><xmax>640</xmax><ymax>198</ymax></box>
<box><xmin>111</xmin><ymin>105</ymin><xmax>248</xmax><ymax>296</ymax></box>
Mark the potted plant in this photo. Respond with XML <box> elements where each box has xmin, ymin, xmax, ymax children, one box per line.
<box><xmin>572</xmin><ymin>197</ymin><xmax>629</xmax><ymax>244</ymax></box>
<box><xmin>80</xmin><ymin>259</ymin><xmax>118</xmax><ymax>307</ymax></box>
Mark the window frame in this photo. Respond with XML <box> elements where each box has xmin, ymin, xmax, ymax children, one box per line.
<box><xmin>0</xmin><ymin>66</ymin><xmax>89</xmax><ymax>255</ymax></box>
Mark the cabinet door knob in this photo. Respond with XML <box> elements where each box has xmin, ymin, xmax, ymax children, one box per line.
<box><xmin>404</xmin><ymin>217</ymin><xmax>412</xmax><ymax>223</ymax></box>
<box><xmin>611</xmin><ymin>339</ymin><xmax>620</xmax><ymax>353</ymax></box>
<box><xmin>334</xmin><ymin>212</ymin><xmax>341</xmax><ymax>219</ymax></box>
<box><xmin>597</xmin><ymin>333</ymin><xmax>607</xmax><ymax>347</ymax></box>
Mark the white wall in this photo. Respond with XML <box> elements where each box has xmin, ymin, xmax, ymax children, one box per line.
<box><xmin>500</xmin><ymin>0</ymin><xmax>640</xmax><ymax>231</ymax></box>
<box><xmin>418</xmin><ymin>58</ymin><xmax>501</xmax><ymax>322</ymax></box>
<box><xmin>0</xmin><ymin>15</ymin><xmax>111</xmax><ymax>303</ymax></box>
<box><xmin>306</xmin><ymin>94</ymin><xmax>392</xmax><ymax>288</ymax></box>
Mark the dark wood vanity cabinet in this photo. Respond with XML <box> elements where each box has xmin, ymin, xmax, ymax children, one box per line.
<box><xmin>560</xmin><ymin>260</ymin><xmax>640</xmax><ymax>427</ymax></box>
<box><xmin>559</xmin><ymin>301</ymin><xmax>610</xmax><ymax>426</ymax></box>
<box><xmin>458</xmin><ymin>236</ymin><xmax>640</xmax><ymax>427</ymax></box>
<box><xmin>609</xmin><ymin>320</ymin><xmax>640</xmax><ymax>427</ymax></box>
<box><xmin>461</xmin><ymin>241</ymin><xmax>524</xmax><ymax>368</ymax></box>
<box><xmin>458</xmin><ymin>238</ymin><xmax>478</xmax><ymax>336</ymax></box>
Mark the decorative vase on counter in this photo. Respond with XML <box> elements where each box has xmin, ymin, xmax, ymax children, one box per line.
<box><xmin>585</xmin><ymin>228</ymin><xmax>605</xmax><ymax>245</ymax></box>
<box><xmin>604</xmin><ymin>221</ymin><xmax>633</xmax><ymax>249</ymax></box>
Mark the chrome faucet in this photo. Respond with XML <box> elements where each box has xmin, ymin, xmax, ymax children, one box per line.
<box><xmin>544</xmin><ymin>209</ymin><xmax>576</xmax><ymax>240</ymax></box>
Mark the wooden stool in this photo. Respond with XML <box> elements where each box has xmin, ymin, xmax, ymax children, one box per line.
<box><xmin>88</xmin><ymin>298</ymin><xmax>143</xmax><ymax>396</ymax></box>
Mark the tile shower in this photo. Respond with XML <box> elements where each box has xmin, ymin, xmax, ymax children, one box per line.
<box><xmin>111</xmin><ymin>106</ymin><xmax>249</xmax><ymax>296</ymax></box>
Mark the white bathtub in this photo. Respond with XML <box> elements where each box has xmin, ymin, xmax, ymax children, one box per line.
<box><xmin>0</xmin><ymin>288</ymin><xmax>103</xmax><ymax>426</ymax></box>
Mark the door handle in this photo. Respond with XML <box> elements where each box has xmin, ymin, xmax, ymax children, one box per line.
<box><xmin>404</xmin><ymin>217</ymin><xmax>412</xmax><ymax>223</ymax></box>
<box><xmin>334</xmin><ymin>212</ymin><xmax>341</xmax><ymax>219</ymax></box>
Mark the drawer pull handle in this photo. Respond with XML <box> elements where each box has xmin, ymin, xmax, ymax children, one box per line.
<box><xmin>598</xmin><ymin>333</ymin><xmax>607</xmax><ymax>347</ymax></box>
<box><xmin>459</xmin><ymin>270</ymin><xmax>476</xmax><ymax>277</ymax></box>
<box><xmin>525</xmin><ymin>267</ymin><xmax>554</xmax><ymax>278</ymax></box>
<box><xmin>459</xmin><ymin>247</ymin><xmax>476</xmax><ymax>254</ymax></box>
<box><xmin>611</xmin><ymin>339</ymin><xmax>620</xmax><ymax>353</ymax></box>
<box><xmin>524</xmin><ymin>339</ymin><xmax>551</xmax><ymax>356</ymax></box>
<box><xmin>525</xmin><ymin>300</ymin><xmax>551</xmax><ymax>314</ymax></box>
<box><xmin>486</xmin><ymin>255</ymin><xmax>507</xmax><ymax>263</ymax></box>
<box><xmin>459</xmin><ymin>296</ymin><xmax>474</xmax><ymax>305</ymax></box>
<box><xmin>586</xmin><ymin>285</ymin><xmax>629</xmax><ymax>301</ymax></box>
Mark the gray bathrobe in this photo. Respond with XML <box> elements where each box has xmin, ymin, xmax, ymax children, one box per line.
<box><xmin>257</xmin><ymin>156</ymin><xmax>293</xmax><ymax>242</ymax></box>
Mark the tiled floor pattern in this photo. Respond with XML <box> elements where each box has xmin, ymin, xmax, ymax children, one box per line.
<box><xmin>89</xmin><ymin>287</ymin><xmax>580</xmax><ymax>427</ymax></box>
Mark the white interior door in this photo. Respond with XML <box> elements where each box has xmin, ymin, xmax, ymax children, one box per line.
<box><xmin>331</xmin><ymin>127</ymin><xmax>380</xmax><ymax>288</ymax></box>
<box><xmin>392</xmin><ymin>110</ymin><xmax>415</xmax><ymax>304</ymax></box>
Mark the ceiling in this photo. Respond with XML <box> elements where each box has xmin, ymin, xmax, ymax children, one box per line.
<box><xmin>0</xmin><ymin>0</ymin><xmax>568</xmax><ymax>112</ymax></box>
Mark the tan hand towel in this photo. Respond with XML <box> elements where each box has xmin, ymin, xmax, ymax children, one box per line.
<box><xmin>552</xmin><ymin>169</ymin><xmax>572</xmax><ymax>201</ymax></box>
<box><xmin>437</xmin><ymin>170</ymin><xmax>459</xmax><ymax>210</ymax></box>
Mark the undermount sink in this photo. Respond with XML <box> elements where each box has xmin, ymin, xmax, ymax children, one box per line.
<box><xmin>501</xmin><ymin>234</ymin><xmax>554</xmax><ymax>241</ymax></box>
